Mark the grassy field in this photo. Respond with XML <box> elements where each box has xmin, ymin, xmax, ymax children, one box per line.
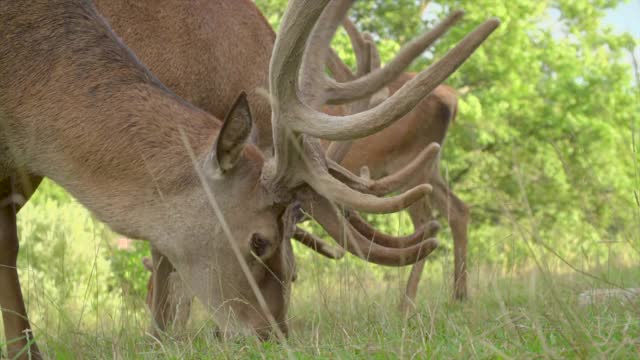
<box><xmin>1</xmin><ymin>181</ymin><xmax>639</xmax><ymax>359</ymax></box>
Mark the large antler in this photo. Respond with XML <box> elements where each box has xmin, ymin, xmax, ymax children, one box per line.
<box><xmin>264</xmin><ymin>0</ymin><xmax>432</xmax><ymax>212</ymax></box>
<box><xmin>263</xmin><ymin>0</ymin><xmax>498</xmax><ymax>266</ymax></box>
<box><xmin>319</xmin><ymin>6</ymin><xmax>438</xmax><ymax>260</ymax></box>
<box><xmin>322</xmin><ymin>13</ymin><xmax>438</xmax><ymax>259</ymax></box>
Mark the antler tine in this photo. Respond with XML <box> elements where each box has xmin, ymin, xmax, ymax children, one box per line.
<box><xmin>301</xmin><ymin>197</ymin><xmax>439</xmax><ymax>266</ymax></box>
<box><xmin>342</xmin><ymin>17</ymin><xmax>369</xmax><ymax>77</ymax></box>
<box><xmin>299</xmin><ymin>0</ymin><xmax>354</xmax><ymax>109</ymax></box>
<box><xmin>344</xmin><ymin>33</ymin><xmax>389</xmax><ymax>116</ymax></box>
<box><xmin>325</xmin><ymin>139</ymin><xmax>354</xmax><ymax>162</ymax></box>
<box><xmin>362</xmin><ymin>33</ymin><xmax>382</xmax><ymax>70</ymax></box>
<box><xmin>325</xmin><ymin>9</ymin><xmax>466</xmax><ymax>105</ymax></box>
<box><xmin>363</xmin><ymin>34</ymin><xmax>391</xmax><ymax>108</ymax></box>
<box><xmin>304</xmin><ymin>164</ymin><xmax>433</xmax><ymax>214</ymax></box>
<box><xmin>327</xmin><ymin>48</ymin><xmax>356</xmax><ymax>82</ymax></box>
<box><xmin>325</xmin><ymin>19</ymin><xmax>380</xmax><ymax>85</ymax></box>
<box><xmin>293</xmin><ymin>227</ymin><xmax>345</xmax><ymax>259</ymax></box>
<box><xmin>281</xmin><ymin>18</ymin><xmax>500</xmax><ymax>141</ymax></box>
<box><xmin>326</xmin><ymin>31</ymin><xmax>382</xmax><ymax>162</ymax></box>
<box><xmin>324</xmin><ymin>18</ymin><xmax>376</xmax><ymax>84</ymax></box>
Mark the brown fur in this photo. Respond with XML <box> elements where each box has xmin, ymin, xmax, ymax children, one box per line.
<box><xmin>0</xmin><ymin>1</ymin><xmax>294</xmax><ymax>358</ymax></box>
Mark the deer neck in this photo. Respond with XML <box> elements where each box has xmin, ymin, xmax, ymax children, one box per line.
<box><xmin>0</xmin><ymin>1</ymin><xmax>219</xmax><ymax>240</ymax></box>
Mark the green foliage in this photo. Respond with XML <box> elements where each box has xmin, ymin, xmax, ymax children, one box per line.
<box><xmin>429</xmin><ymin>0</ymin><xmax>638</xmax><ymax>265</ymax></box>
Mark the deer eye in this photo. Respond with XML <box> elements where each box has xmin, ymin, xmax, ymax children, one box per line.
<box><xmin>250</xmin><ymin>233</ymin><xmax>271</xmax><ymax>258</ymax></box>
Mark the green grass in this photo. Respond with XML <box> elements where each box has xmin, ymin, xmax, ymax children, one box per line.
<box><xmin>9</xmin><ymin>262</ymin><xmax>640</xmax><ymax>359</ymax></box>
<box><xmin>1</xmin><ymin>181</ymin><xmax>639</xmax><ymax>359</ymax></box>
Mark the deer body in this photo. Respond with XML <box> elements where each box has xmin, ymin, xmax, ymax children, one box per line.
<box><xmin>0</xmin><ymin>1</ymin><xmax>224</xmax><ymax>238</ymax></box>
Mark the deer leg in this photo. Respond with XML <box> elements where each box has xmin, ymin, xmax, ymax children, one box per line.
<box><xmin>0</xmin><ymin>175</ymin><xmax>43</xmax><ymax>360</ymax></box>
<box><xmin>399</xmin><ymin>194</ymin><xmax>433</xmax><ymax>315</ymax></box>
<box><xmin>167</xmin><ymin>271</ymin><xmax>192</xmax><ymax>331</ymax></box>
<box><xmin>430</xmin><ymin>175</ymin><xmax>470</xmax><ymax>300</ymax></box>
<box><xmin>150</xmin><ymin>246</ymin><xmax>179</xmax><ymax>335</ymax></box>
<box><xmin>144</xmin><ymin>256</ymin><xmax>192</xmax><ymax>334</ymax></box>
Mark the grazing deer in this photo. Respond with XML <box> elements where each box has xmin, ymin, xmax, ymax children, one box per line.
<box><xmin>0</xmin><ymin>0</ymin><xmax>497</xmax><ymax>358</ymax></box>
<box><xmin>317</xmin><ymin>13</ymin><xmax>471</xmax><ymax>311</ymax></box>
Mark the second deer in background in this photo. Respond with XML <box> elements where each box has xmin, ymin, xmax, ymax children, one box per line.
<box><xmin>298</xmin><ymin>1</ymin><xmax>472</xmax><ymax>310</ymax></box>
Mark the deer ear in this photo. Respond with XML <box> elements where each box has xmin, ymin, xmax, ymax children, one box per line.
<box><xmin>215</xmin><ymin>92</ymin><xmax>253</xmax><ymax>172</ymax></box>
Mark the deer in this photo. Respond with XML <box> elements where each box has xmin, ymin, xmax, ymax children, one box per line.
<box><xmin>99</xmin><ymin>0</ymin><xmax>474</xmax><ymax>320</ymax></box>
<box><xmin>0</xmin><ymin>0</ymin><xmax>498</xmax><ymax>358</ymax></box>
<box><xmin>96</xmin><ymin>0</ymin><xmax>446</xmax><ymax>331</ymax></box>
<box><xmin>302</xmin><ymin>3</ymin><xmax>471</xmax><ymax>311</ymax></box>
<box><xmin>317</xmin><ymin>14</ymin><xmax>471</xmax><ymax>312</ymax></box>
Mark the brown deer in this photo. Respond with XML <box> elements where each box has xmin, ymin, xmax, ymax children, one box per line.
<box><xmin>0</xmin><ymin>0</ymin><xmax>497</xmax><ymax>358</ymax></box>
<box><xmin>102</xmin><ymin>0</ymin><xmax>480</xmax><ymax>322</ymax></box>
<box><xmin>317</xmin><ymin>14</ymin><xmax>471</xmax><ymax>311</ymax></box>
